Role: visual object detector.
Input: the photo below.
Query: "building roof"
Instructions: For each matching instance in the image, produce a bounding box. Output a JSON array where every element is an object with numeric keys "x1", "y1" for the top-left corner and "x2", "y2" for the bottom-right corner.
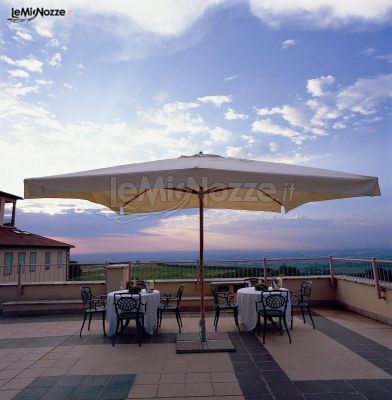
[
  {"x1": 0, "y1": 191, "x2": 23, "y2": 201},
  {"x1": 0, "y1": 226, "x2": 74, "y2": 248}
]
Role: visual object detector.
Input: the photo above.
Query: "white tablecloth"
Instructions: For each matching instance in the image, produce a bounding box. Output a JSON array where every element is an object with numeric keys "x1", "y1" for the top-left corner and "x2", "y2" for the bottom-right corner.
[
  {"x1": 106, "y1": 289, "x2": 161, "y2": 335},
  {"x1": 237, "y1": 287, "x2": 291, "y2": 332}
]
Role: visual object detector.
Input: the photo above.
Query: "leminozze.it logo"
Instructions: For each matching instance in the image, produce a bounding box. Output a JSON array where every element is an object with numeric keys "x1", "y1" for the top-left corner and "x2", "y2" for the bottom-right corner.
[{"x1": 8, "y1": 7, "x2": 71, "y2": 23}]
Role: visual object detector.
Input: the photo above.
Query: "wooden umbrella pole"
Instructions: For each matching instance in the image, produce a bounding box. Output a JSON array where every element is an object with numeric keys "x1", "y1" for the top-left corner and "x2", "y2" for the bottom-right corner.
[{"x1": 198, "y1": 191, "x2": 207, "y2": 343}]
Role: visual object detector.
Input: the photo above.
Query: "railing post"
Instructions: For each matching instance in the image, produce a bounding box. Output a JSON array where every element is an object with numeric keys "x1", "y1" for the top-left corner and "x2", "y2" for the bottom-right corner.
[
  {"x1": 329, "y1": 256, "x2": 336, "y2": 288},
  {"x1": 263, "y1": 257, "x2": 268, "y2": 286},
  {"x1": 17, "y1": 262, "x2": 22, "y2": 296},
  {"x1": 372, "y1": 257, "x2": 385, "y2": 299},
  {"x1": 128, "y1": 261, "x2": 132, "y2": 282},
  {"x1": 196, "y1": 259, "x2": 200, "y2": 293}
]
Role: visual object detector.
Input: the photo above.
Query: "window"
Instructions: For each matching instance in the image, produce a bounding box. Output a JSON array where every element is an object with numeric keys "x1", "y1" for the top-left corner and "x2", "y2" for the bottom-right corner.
[
  {"x1": 4, "y1": 253, "x2": 13, "y2": 275},
  {"x1": 57, "y1": 251, "x2": 63, "y2": 268},
  {"x1": 18, "y1": 252, "x2": 26, "y2": 273},
  {"x1": 44, "y1": 252, "x2": 51, "y2": 270},
  {"x1": 29, "y1": 252, "x2": 37, "y2": 272}
]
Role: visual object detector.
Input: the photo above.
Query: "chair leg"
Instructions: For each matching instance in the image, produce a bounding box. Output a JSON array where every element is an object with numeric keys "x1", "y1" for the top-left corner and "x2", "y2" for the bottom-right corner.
[
  {"x1": 307, "y1": 306, "x2": 315, "y2": 329},
  {"x1": 215, "y1": 309, "x2": 220, "y2": 332},
  {"x1": 88, "y1": 313, "x2": 92, "y2": 331},
  {"x1": 256, "y1": 314, "x2": 261, "y2": 335},
  {"x1": 175, "y1": 310, "x2": 181, "y2": 333},
  {"x1": 279, "y1": 317, "x2": 283, "y2": 336},
  {"x1": 159, "y1": 310, "x2": 163, "y2": 327},
  {"x1": 80, "y1": 312, "x2": 87, "y2": 337},
  {"x1": 283, "y1": 317, "x2": 292, "y2": 344},
  {"x1": 263, "y1": 317, "x2": 267, "y2": 344},
  {"x1": 234, "y1": 308, "x2": 239, "y2": 331},
  {"x1": 300, "y1": 306, "x2": 305, "y2": 324},
  {"x1": 290, "y1": 307, "x2": 294, "y2": 330},
  {"x1": 136, "y1": 318, "x2": 142, "y2": 346},
  {"x1": 102, "y1": 311, "x2": 106, "y2": 336},
  {"x1": 213, "y1": 310, "x2": 218, "y2": 328},
  {"x1": 112, "y1": 320, "x2": 119, "y2": 347},
  {"x1": 178, "y1": 310, "x2": 183, "y2": 327},
  {"x1": 155, "y1": 310, "x2": 158, "y2": 332}
]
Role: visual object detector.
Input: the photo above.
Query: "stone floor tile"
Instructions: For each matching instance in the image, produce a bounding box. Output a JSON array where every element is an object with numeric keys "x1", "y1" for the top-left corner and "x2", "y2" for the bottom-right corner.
[
  {"x1": 1, "y1": 377, "x2": 35, "y2": 391},
  {"x1": 212, "y1": 382, "x2": 243, "y2": 396},
  {"x1": 185, "y1": 373, "x2": 211, "y2": 383},
  {"x1": 134, "y1": 374, "x2": 161, "y2": 385},
  {"x1": 210, "y1": 372, "x2": 237, "y2": 383},
  {"x1": 160, "y1": 373, "x2": 186, "y2": 384},
  {"x1": 157, "y1": 383, "x2": 185, "y2": 398},
  {"x1": 184, "y1": 382, "x2": 213, "y2": 397},
  {"x1": 0, "y1": 390, "x2": 19, "y2": 400},
  {"x1": 128, "y1": 384, "x2": 159, "y2": 398}
]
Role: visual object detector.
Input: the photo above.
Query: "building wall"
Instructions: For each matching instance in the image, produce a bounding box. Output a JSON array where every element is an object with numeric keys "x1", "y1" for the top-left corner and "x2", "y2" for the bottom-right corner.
[
  {"x1": 0, "y1": 248, "x2": 69, "y2": 283},
  {"x1": 335, "y1": 278, "x2": 392, "y2": 325}
]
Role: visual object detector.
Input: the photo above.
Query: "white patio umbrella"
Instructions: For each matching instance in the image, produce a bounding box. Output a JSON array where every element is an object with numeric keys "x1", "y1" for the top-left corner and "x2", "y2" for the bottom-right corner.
[{"x1": 24, "y1": 152, "x2": 380, "y2": 342}]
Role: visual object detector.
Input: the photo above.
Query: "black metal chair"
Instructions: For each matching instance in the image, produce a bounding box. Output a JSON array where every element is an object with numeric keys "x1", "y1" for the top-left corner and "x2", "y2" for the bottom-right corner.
[
  {"x1": 80, "y1": 286, "x2": 106, "y2": 337},
  {"x1": 291, "y1": 281, "x2": 315, "y2": 329},
  {"x1": 244, "y1": 278, "x2": 258, "y2": 287},
  {"x1": 157, "y1": 285, "x2": 185, "y2": 333},
  {"x1": 210, "y1": 284, "x2": 239, "y2": 332},
  {"x1": 112, "y1": 293, "x2": 146, "y2": 346},
  {"x1": 256, "y1": 290, "x2": 291, "y2": 344}
]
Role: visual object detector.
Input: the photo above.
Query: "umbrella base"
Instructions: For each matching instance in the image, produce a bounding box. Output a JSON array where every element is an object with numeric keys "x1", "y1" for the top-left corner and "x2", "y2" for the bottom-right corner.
[{"x1": 176, "y1": 332, "x2": 235, "y2": 354}]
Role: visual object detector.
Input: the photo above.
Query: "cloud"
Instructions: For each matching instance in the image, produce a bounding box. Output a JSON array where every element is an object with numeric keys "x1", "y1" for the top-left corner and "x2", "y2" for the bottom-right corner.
[
  {"x1": 48, "y1": 52, "x2": 62, "y2": 67},
  {"x1": 209, "y1": 127, "x2": 233, "y2": 142},
  {"x1": 224, "y1": 108, "x2": 248, "y2": 120},
  {"x1": 252, "y1": 118, "x2": 306, "y2": 144},
  {"x1": 0, "y1": 55, "x2": 43, "y2": 73},
  {"x1": 253, "y1": 73, "x2": 391, "y2": 144},
  {"x1": 153, "y1": 91, "x2": 170, "y2": 102},
  {"x1": 307, "y1": 75, "x2": 335, "y2": 97},
  {"x1": 63, "y1": 83, "x2": 74, "y2": 89},
  {"x1": 336, "y1": 74, "x2": 392, "y2": 115},
  {"x1": 281, "y1": 39, "x2": 296, "y2": 49},
  {"x1": 5, "y1": 0, "x2": 224, "y2": 37},
  {"x1": 361, "y1": 47, "x2": 392, "y2": 64},
  {"x1": 224, "y1": 74, "x2": 239, "y2": 82},
  {"x1": 249, "y1": 0, "x2": 392, "y2": 28},
  {"x1": 375, "y1": 54, "x2": 392, "y2": 63},
  {"x1": 36, "y1": 79, "x2": 53, "y2": 85},
  {"x1": 14, "y1": 30, "x2": 33, "y2": 42},
  {"x1": 7, "y1": 69, "x2": 30, "y2": 79},
  {"x1": 197, "y1": 95, "x2": 232, "y2": 107},
  {"x1": 361, "y1": 47, "x2": 376, "y2": 56}
]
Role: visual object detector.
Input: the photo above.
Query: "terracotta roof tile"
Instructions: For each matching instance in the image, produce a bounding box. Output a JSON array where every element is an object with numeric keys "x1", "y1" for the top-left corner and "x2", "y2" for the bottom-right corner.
[{"x1": 0, "y1": 226, "x2": 73, "y2": 248}]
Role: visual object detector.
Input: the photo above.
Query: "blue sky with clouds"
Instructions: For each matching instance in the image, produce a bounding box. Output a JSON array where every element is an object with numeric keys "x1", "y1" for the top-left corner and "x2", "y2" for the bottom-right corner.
[{"x1": 1, "y1": 1, "x2": 391, "y2": 259}]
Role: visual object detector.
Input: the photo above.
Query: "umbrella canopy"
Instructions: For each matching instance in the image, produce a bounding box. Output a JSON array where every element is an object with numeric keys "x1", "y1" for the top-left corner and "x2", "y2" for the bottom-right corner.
[
  {"x1": 24, "y1": 153, "x2": 381, "y2": 341},
  {"x1": 25, "y1": 153, "x2": 380, "y2": 214}
]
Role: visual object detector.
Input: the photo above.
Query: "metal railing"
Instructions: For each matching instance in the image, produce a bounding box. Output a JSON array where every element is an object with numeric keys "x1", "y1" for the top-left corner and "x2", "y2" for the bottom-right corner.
[{"x1": 1, "y1": 256, "x2": 391, "y2": 291}]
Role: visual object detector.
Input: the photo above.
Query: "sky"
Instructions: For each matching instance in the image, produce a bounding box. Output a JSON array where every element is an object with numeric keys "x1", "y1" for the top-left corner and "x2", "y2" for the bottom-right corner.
[{"x1": 0, "y1": 0, "x2": 391, "y2": 260}]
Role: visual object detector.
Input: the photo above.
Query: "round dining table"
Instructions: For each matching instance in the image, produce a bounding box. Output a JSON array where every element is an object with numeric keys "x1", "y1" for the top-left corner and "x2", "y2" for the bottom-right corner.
[
  {"x1": 237, "y1": 287, "x2": 292, "y2": 332},
  {"x1": 106, "y1": 289, "x2": 161, "y2": 335}
]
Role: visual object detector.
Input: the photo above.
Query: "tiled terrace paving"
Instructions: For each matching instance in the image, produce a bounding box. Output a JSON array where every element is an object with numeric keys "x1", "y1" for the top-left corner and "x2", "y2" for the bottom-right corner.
[{"x1": 0, "y1": 309, "x2": 391, "y2": 400}]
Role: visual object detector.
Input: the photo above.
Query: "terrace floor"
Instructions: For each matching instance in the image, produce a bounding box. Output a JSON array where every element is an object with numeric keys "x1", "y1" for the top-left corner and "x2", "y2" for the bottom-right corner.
[{"x1": 0, "y1": 308, "x2": 391, "y2": 400}]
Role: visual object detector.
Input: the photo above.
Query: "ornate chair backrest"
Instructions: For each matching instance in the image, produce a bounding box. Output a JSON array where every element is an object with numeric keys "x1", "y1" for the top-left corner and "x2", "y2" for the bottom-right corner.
[
  {"x1": 210, "y1": 284, "x2": 220, "y2": 306},
  {"x1": 301, "y1": 281, "x2": 312, "y2": 299},
  {"x1": 244, "y1": 278, "x2": 258, "y2": 287},
  {"x1": 176, "y1": 285, "x2": 185, "y2": 307},
  {"x1": 210, "y1": 284, "x2": 232, "y2": 306},
  {"x1": 114, "y1": 293, "x2": 141, "y2": 318},
  {"x1": 81, "y1": 286, "x2": 93, "y2": 310},
  {"x1": 261, "y1": 290, "x2": 289, "y2": 313}
]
